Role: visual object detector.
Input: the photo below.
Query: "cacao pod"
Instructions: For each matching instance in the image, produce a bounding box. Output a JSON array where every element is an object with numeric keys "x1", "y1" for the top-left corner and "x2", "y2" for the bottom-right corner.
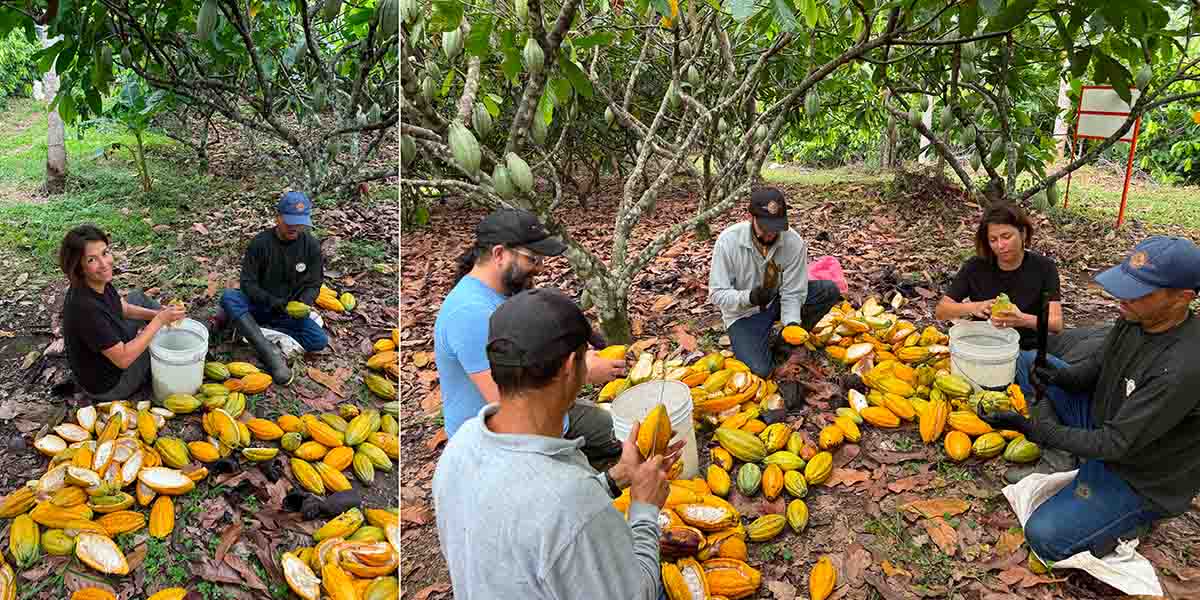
[
  {"x1": 295, "y1": 441, "x2": 330, "y2": 461},
  {"x1": 307, "y1": 420, "x2": 344, "y2": 448},
  {"x1": 505, "y1": 152, "x2": 534, "y2": 193},
  {"x1": 281, "y1": 432, "x2": 304, "y2": 453},
  {"x1": 804, "y1": 451, "x2": 832, "y2": 485},
  {"x1": 51, "y1": 486, "x2": 87, "y2": 508},
  {"x1": 810, "y1": 555, "x2": 837, "y2": 600},
  {"x1": 322, "y1": 0, "x2": 343, "y2": 21},
  {"x1": 1135, "y1": 63, "x2": 1152, "y2": 89},
  {"x1": 710, "y1": 447, "x2": 733, "y2": 472},
  {"x1": 75, "y1": 532, "x2": 129, "y2": 575},
  {"x1": 659, "y1": 526, "x2": 705, "y2": 560},
  {"x1": 356, "y1": 443, "x2": 392, "y2": 471},
  {"x1": 367, "y1": 431, "x2": 399, "y2": 459},
  {"x1": 920, "y1": 399, "x2": 949, "y2": 443},
  {"x1": 688, "y1": 65, "x2": 701, "y2": 89},
  {"x1": 861, "y1": 406, "x2": 900, "y2": 428},
  {"x1": 675, "y1": 498, "x2": 738, "y2": 532},
  {"x1": 286, "y1": 301, "x2": 311, "y2": 319},
  {"x1": 188, "y1": 441, "x2": 220, "y2": 463},
  {"x1": 786, "y1": 432, "x2": 804, "y2": 456},
  {"x1": 71, "y1": 590, "x2": 115, "y2": 600},
  {"x1": 365, "y1": 374, "x2": 397, "y2": 400},
  {"x1": 348, "y1": 526, "x2": 386, "y2": 543},
  {"x1": 818, "y1": 425, "x2": 844, "y2": 450},
  {"x1": 759, "y1": 423, "x2": 791, "y2": 453},
  {"x1": 226, "y1": 362, "x2": 260, "y2": 378},
  {"x1": 715, "y1": 428, "x2": 766, "y2": 463},
  {"x1": 442, "y1": 29, "x2": 463, "y2": 61},
  {"x1": 934, "y1": 374, "x2": 971, "y2": 398},
  {"x1": 943, "y1": 430, "x2": 972, "y2": 461},
  {"x1": 663, "y1": 558, "x2": 709, "y2": 600},
  {"x1": 89, "y1": 492, "x2": 134, "y2": 514},
  {"x1": 323, "y1": 446, "x2": 355, "y2": 471},
  {"x1": 784, "y1": 470, "x2": 808, "y2": 499},
  {"x1": 972, "y1": 432, "x2": 1005, "y2": 459},
  {"x1": 492, "y1": 165, "x2": 514, "y2": 199},
  {"x1": 948, "y1": 411, "x2": 993, "y2": 436},
  {"x1": 247, "y1": 418, "x2": 285, "y2": 441},
  {"x1": 196, "y1": 0, "x2": 219, "y2": 38},
  {"x1": 10, "y1": 513, "x2": 40, "y2": 567},
  {"x1": 0, "y1": 486, "x2": 36, "y2": 517},
  {"x1": 147, "y1": 590, "x2": 188, "y2": 600},
  {"x1": 149, "y1": 496, "x2": 174, "y2": 538},
  {"x1": 833, "y1": 417, "x2": 861, "y2": 443},
  {"x1": 378, "y1": 0, "x2": 400, "y2": 35},
  {"x1": 786, "y1": 499, "x2": 809, "y2": 534},
  {"x1": 448, "y1": 121, "x2": 481, "y2": 175},
  {"x1": 155, "y1": 438, "x2": 190, "y2": 469},
  {"x1": 761, "y1": 464, "x2": 783, "y2": 500},
  {"x1": 707, "y1": 465, "x2": 731, "y2": 497},
  {"x1": 138, "y1": 467, "x2": 196, "y2": 495},
  {"x1": 805, "y1": 91, "x2": 820, "y2": 117},
  {"x1": 522, "y1": 38, "x2": 544, "y2": 75},
  {"x1": 703, "y1": 558, "x2": 761, "y2": 600},
  {"x1": 162, "y1": 394, "x2": 200, "y2": 414},
  {"x1": 736, "y1": 463, "x2": 761, "y2": 496},
  {"x1": 746, "y1": 514, "x2": 785, "y2": 542},
  {"x1": 241, "y1": 372, "x2": 272, "y2": 395},
  {"x1": 97, "y1": 510, "x2": 145, "y2": 536},
  {"x1": 637, "y1": 404, "x2": 672, "y2": 459},
  {"x1": 322, "y1": 562, "x2": 357, "y2": 600},
  {"x1": 603, "y1": 107, "x2": 615, "y2": 128},
  {"x1": 42, "y1": 529, "x2": 75, "y2": 556},
  {"x1": 781, "y1": 325, "x2": 809, "y2": 345},
  {"x1": 314, "y1": 508, "x2": 364, "y2": 542},
  {"x1": 1003, "y1": 437, "x2": 1041, "y2": 463},
  {"x1": 315, "y1": 462, "x2": 352, "y2": 493},
  {"x1": 282, "y1": 551, "x2": 321, "y2": 600},
  {"x1": 883, "y1": 393, "x2": 916, "y2": 421},
  {"x1": 420, "y1": 76, "x2": 435, "y2": 103},
  {"x1": 241, "y1": 448, "x2": 279, "y2": 462},
  {"x1": 763, "y1": 451, "x2": 804, "y2": 472},
  {"x1": 352, "y1": 452, "x2": 375, "y2": 484},
  {"x1": 291, "y1": 459, "x2": 325, "y2": 495}
]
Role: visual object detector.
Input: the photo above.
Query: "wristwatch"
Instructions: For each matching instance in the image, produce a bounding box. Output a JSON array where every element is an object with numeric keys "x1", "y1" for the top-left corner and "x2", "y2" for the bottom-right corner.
[{"x1": 603, "y1": 471, "x2": 622, "y2": 498}]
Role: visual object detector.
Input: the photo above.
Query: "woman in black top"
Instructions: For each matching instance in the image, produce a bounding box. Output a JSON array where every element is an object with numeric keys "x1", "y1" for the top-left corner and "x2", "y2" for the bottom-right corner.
[
  {"x1": 59, "y1": 225, "x2": 186, "y2": 402},
  {"x1": 934, "y1": 204, "x2": 1064, "y2": 350}
]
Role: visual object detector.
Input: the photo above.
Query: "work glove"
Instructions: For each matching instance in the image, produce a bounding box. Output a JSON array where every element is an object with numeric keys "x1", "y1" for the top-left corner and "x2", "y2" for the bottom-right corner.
[
  {"x1": 1029, "y1": 363, "x2": 1062, "y2": 398},
  {"x1": 980, "y1": 410, "x2": 1035, "y2": 438},
  {"x1": 749, "y1": 285, "x2": 777, "y2": 309}
]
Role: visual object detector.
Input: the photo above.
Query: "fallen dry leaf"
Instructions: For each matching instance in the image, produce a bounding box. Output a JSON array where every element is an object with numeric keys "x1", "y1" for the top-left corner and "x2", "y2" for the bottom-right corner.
[
  {"x1": 766, "y1": 580, "x2": 797, "y2": 600},
  {"x1": 413, "y1": 582, "x2": 451, "y2": 600},
  {"x1": 125, "y1": 542, "x2": 148, "y2": 573},
  {"x1": 901, "y1": 497, "x2": 970, "y2": 520},
  {"x1": 307, "y1": 367, "x2": 351, "y2": 398},
  {"x1": 421, "y1": 387, "x2": 443, "y2": 416},
  {"x1": 887, "y1": 472, "x2": 935, "y2": 494},
  {"x1": 205, "y1": 272, "x2": 220, "y2": 298},
  {"x1": 996, "y1": 564, "x2": 1066, "y2": 588},
  {"x1": 651, "y1": 294, "x2": 677, "y2": 313},
  {"x1": 192, "y1": 222, "x2": 209, "y2": 235},
  {"x1": 981, "y1": 547, "x2": 1028, "y2": 572},
  {"x1": 923, "y1": 517, "x2": 958, "y2": 556},
  {"x1": 870, "y1": 449, "x2": 927, "y2": 464},
  {"x1": 425, "y1": 428, "x2": 448, "y2": 451},
  {"x1": 215, "y1": 522, "x2": 243, "y2": 563},
  {"x1": 824, "y1": 468, "x2": 871, "y2": 489},
  {"x1": 831, "y1": 444, "x2": 860, "y2": 469},
  {"x1": 197, "y1": 557, "x2": 244, "y2": 586},
  {"x1": 401, "y1": 503, "x2": 434, "y2": 525},
  {"x1": 864, "y1": 572, "x2": 909, "y2": 600},
  {"x1": 19, "y1": 556, "x2": 66, "y2": 581},
  {"x1": 995, "y1": 529, "x2": 1025, "y2": 557},
  {"x1": 843, "y1": 543, "x2": 871, "y2": 582},
  {"x1": 225, "y1": 553, "x2": 269, "y2": 592},
  {"x1": 629, "y1": 337, "x2": 660, "y2": 357},
  {"x1": 671, "y1": 324, "x2": 698, "y2": 353},
  {"x1": 880, "y1": 560, "x2": 911, "y2": 578},
  {"x1": 412, "y1": 351, "x2": 432, "y2": 368}
]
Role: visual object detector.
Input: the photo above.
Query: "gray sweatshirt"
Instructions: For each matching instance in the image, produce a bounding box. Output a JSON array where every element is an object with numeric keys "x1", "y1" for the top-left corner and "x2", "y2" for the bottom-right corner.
[
  {"x1": 708, "y1": 221, "x2": 810, "y2": 329},
  {"x1": 433, "y1": 404, "x2": 662, "y2": 599}
]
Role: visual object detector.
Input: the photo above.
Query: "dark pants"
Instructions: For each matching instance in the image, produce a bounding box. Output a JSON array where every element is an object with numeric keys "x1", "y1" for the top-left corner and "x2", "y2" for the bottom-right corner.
[
  {"x1": 726, "y1": 280, "x2": 842, "y2": 377},
  {"x1": 1044, "y1": 324, "x2": 1111, "y2": 366},
  {"x1": 1014, "y1": 351, "x2": 1161, "y2": 561},
  {"x1": 219, "y1": 289, "x2": 328, "y2": 352},
  {"x1": 89, "y1": 290, "x2": 160, "y2": 402},
  {"x1": 566, "y1": 402, "x2": 621, "y2": 460}
]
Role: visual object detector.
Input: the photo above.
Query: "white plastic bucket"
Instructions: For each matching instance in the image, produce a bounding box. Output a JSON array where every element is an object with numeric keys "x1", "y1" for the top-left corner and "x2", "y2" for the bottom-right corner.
[
  {"x1": 149, "y1": 318, "x2": 208, "y2": 401},
  {"x1": 609, "y1": 380, "x2": 699, "y2": 479},
  {"x1": 948, "y1": 321, "x2": 1020, "y2": 392}
]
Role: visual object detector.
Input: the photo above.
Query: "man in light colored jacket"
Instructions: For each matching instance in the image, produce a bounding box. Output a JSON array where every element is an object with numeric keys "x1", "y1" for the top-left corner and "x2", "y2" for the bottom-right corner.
[
  {"x1": 434, "y1": 288, "x2": 679, "y2": 599},
  {"x1": 709, "y1": 187, "x2": 841, "y2": 377}
]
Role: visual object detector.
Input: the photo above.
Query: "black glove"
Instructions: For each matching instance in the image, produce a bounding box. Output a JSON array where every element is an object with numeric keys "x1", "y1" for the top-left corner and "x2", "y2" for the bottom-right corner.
[
  {"x1": 1030, "y1": 363, "x2": 1061, "y2": 389},
  {"x1": 749, "y1": 286, "x2": 777, "y2": 308},
  {"x1": 980, "y1": 410, "x2": 1034, "y2": 436}
]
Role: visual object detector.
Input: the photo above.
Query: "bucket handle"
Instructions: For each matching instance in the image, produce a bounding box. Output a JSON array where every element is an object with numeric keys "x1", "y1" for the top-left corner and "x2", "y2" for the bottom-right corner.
[{"x1": 949, "y1": 355, "x2": 1010, "y2": 393}]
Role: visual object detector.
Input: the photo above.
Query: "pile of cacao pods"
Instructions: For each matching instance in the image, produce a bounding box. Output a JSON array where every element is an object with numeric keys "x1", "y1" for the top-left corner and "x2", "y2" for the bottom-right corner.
[
  {"x1": 362, "y1": 328, "x2": 400, "y2": 400},
  {"x1": 799, "y1": 298, "x2": 1041, "y2": 465},
  {"x1": 315, "y1": 283, "x2": 357, "y2": 313},
  {"x1": 280, "y1": 506, "x2": 399, "y2": 600}
]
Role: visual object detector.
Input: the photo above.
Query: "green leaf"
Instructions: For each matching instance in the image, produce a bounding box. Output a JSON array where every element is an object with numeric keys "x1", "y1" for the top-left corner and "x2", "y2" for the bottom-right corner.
[
  {"x1": 959, "y1": 0, "x2": 978, "y2": 38},
  {"x1": 482, "y1": 95, "x2": 501, "y2": 117},
  {"x1": 557, "y1": 56, "x2": 594, "y2": 98},
  {"x1": 794, "y1": 0, "x2": 812, "y2": 29},
  {"x1": 500, "y1": 30, "x2": 522, "y2": 82},
  {"x1": 1070, "y1": 47, "x2": 1092, "y2": 79},
  {"x1": 650, "y1": 0, "x2": 671, "y2": 17},
  {"x1": 431, "y1": 0, "x2": 465, "y2": 32},
  {"x1": 574, "y1": 31, "x2": 615, "y2": 49},
  {"x1": 730, "y1": 0, "x2": 757, "y2": 21},
  {"x1": 465, "y1": 16, "x2": 493, "y2": 56},
  {"x1": 977, "y1": 0, "x2": 999, "y2": 17},
  {"x1": 1095, "y1": 53, "x2": 1133, "y2": 105},
  {"x1": 439, "y1": 67, "x2": 457, "y2": 98},
  {"x1": 537, "y1": 89, "x2": 554, "y2": 126},
  {"x1": 986, "y1": 0, "x2": 1035, "y2": 32}
]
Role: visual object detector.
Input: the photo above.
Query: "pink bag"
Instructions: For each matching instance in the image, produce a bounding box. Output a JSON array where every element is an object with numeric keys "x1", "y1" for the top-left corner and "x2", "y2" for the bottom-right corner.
[{"x1": 807, "y1": 256, "x2": 848, "y2": 294}]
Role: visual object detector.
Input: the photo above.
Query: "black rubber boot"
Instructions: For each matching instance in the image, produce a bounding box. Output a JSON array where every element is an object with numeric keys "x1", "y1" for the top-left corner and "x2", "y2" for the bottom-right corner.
[
  {"x1": 231, "y1": 313, "x2": 291, "y2": 385},
  {"x1": 206, "y1": 307, "x2": 228, "y2": 343}
]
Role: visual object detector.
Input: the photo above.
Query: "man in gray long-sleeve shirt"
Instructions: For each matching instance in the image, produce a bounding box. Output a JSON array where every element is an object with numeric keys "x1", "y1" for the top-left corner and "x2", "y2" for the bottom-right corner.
[
  {"x1": 709, "y1": 187, "x2": 841, "y2": 377},
  {"x1": 433, "y1": 288, "x2": 677, "y2": 599}
]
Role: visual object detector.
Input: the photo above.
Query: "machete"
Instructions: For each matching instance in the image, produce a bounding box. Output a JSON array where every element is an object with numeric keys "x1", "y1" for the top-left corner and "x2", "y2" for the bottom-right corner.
[{"x1": 1033, "y1": 290, "x2": 1051, "y2": 403}]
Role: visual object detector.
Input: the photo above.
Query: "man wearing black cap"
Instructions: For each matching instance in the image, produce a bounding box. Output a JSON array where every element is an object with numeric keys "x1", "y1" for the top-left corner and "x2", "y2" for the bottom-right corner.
[
  {"x1": 211, "y1": 191, "x2": 329, "y2": 384},
  {"x1": 434, "y1": 208, "x2": 626, "y2": 458},
  {"x1": 709, "y1": 187, "x2": 842, "y2": 377},
  {"x1": 433, "y1": 288, "x2": 677, "y2": 599},
  {"x1": 982, "y1": 236, "x2": 1200, "y2": 564}
]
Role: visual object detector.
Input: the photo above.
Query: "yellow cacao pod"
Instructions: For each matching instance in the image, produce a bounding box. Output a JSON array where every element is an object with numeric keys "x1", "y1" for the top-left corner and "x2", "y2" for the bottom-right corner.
[
  {"x1": 89, "y1": 492, "x2": 134, "y2": 514},
  {"x1": 315, "y1": 462, "x2": 352, "y2": 493},
  {"x1": 943, "y1": 430, "x2": 972, "y2": 461},
  {"x1": 323, "y1": 446, "x2": 355, "y2": 471},
  {"x1": 759, "y1": 423, "x2": 791, "y2": 453},
  {"x1": 204, "y1": 361, "x2": 231, "y2": 380},
  {"x1": 804, "y1": 451, "x2": 833, "y2": 485},
  {"x1": 149, "y1": 496, "x2": 174, "y2": 538},
  {"x1": 71, "y1": 589, "x2": 116, "y2": 600},
  {"x1": 710, "y1": 447, "x2": 733, "y2": 471},
  {"x1": 781, "y1": 325, "x2": 809, "y2": 345},
  {"x1": 860, "y1": 406, "x2": 900, "y2": 428},
  {"x1": 698, "y1": 528, "x2": 748, "y2": 562},
  {"x1": 637, "y1": 403, "x2": 672, "y2": 459},
  {"x1": 147, "y1": 590, "x2": 189, "y2": 600},
  {"x1": 187, "y1": 441, "x2": 220, "y2": 463},
  {"x1": 246, "y1": 418, "x2": 285, "y2": 441},
  {"x1": 364, "y1": 373, "x2": 397, "y2": 400},
  {"x1": 948, "y1": 410, "x2": 993, "y2": 437},
  {"x1": 226, "y1": 362, "x2": 260, "y2": 378},
  {"x1": 97, "y1": 510, "x2": 145, "y2": 536},
  {"x1": 365, "y1": 351, "x2": 397, "y2": 371},
  {"x1": 786, "y1": 431, "x2": 804, "y2": 455},
  {"x1": 367, "y1": 432, "x2": 398, "y2": 459},
  {"x1": 363, "y1": 577, "x2": 399, "y2": 600},
  {"x1": 818, "y1": 425, "x2": 844, "y2": 450},
  {"x1": 137, "y1": 410, "x2": 158, "y2": 445},
  {"x1": 675, "y1": 498, "x2": 739, "y2": 532},
  {"x1": 810, "y1": 555, "x2": 837, "y2": 600},
  {"x1": 162, "y1": 394, "x2": 201, "y2": 414},
  {"x1": 702, "y1": 558, "x2": 761, "y2": 600},
  {"x1": 241, "y1": 447, "x2": 280, "y2": 462},
  {"x1": 763, "y1": 451, "x2": 805, "y2": 472},
  {"x1": 307, "y1": 420, "x2": 345, "y2": 448},
  {"x1": 1004, "y1": 437, "x2": 1042, "y2": 463},
  {"x1": 42, "y1": 528, "x2": 75, "y2": 556},
  {"x1": 313, "y1": 508, "x2": 364, "y2": 542},
  {"x1": 883, "y1": 393, "x2": 917, "y2": 421},
  {"x1": 876, "y1": 376, "x2": 915, "y2": 397},
  {"x1": 714, "y1": 428, "x2": 766, "y2": 463},
  {"x1": 241, "y1": 373, "x2": 272, "y2": 395},
  {"x1": 352, "y1": 452, "x2": 375, "y2": 485},
  {"x1": 155, "y1": 438, "x2": 190, "y2": 469},
  {"x1": 356, "y1": 443, "x2": 392, "y2": 471},
  {"x1": 291, "y1": 459, "x2": 325, "y2": 495},
  {"x1": 784, "y1": 470, "x2": 808, "y2": 499},
  {"x1": 786, "y1": 498, "x2": 809, "y2": 532},
  {"x1": 10, "y1": 513, "x2": 40, "y2": 567},
  {"x1": 75, "y1": 532, "x2": 129, "y2": 575},
  {"x1": 741, "y1": 419, "x2": 767, "y2": 435},
  {"x1": 920, "y1": 399, "x2": 949, "y2": 443},
  {"x1": 897, "y1": 346, "x2": 931, "y2": 363},
  {"x1": 0, "y1": 486, "x2": 36, "y2": 517},
  {"x1": 277, "y1": 414, "x2": 304, "y2": 433},
  {"x1": 295, "y1": 441, "x2": 329, "y2": 461},
  {"x1": 344, "y1": 413, "x2": 374, "y2": 446},
  {"x1": 321, "y1": 562, "x2": 356, "y2": 600},
  {"x1": 663, "y1": 558, "x2": 709, "y2": 600},
  {"x1": 761, "y1": 464, "x2": 784, "y2": 500},
  {"x1": 972, "y1": 432, "x2": 1006, "y2": 458},
  {"x1": 706, "y1": 465, "x2": 731, "y2": 497},
  {"x1": 315, "y1": 294, "x2": 346, "y2": 312},
  {"x1": 223, "y1": 393, "x2": 247, "y2": 418},
  {"x1": 348, "y1": 526, "x2": 386, "y2": 543},
  {"x1": 833, "y1": 416, "x2": 861, "y2": 443},
  {"x1": 746, "y1": 514, "x2": 785, "y2": 542},
  {"x1": 934, "y1": 374, "x2": 972, "y2": 398}
]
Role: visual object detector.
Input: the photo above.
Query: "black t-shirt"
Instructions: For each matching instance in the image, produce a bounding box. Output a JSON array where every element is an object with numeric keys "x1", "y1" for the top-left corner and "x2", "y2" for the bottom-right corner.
[
  {"x1": 944, "y1": 251, "x2": 1061, "y2": 349},
  {"x1": 62, "y1": 284, "x2": 133, "y2": 395}
]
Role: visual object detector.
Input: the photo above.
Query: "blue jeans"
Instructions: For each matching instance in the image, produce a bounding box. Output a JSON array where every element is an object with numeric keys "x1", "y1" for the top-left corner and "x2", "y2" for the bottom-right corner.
[
  {"x1": 1013, "y1": 351, "x2": 1161, "y2": 561},
  {"x1": 726, "y1": 280, "x2": 842, "y2": 377},
  {"x1": 219, "y1": 289, "x2": 328, "y2": 352}
]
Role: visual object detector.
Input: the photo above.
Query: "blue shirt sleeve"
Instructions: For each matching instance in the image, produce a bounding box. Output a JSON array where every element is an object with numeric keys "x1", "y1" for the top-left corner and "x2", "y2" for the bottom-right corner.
[{"x1": 444, "y1": 305, "x2": 493, "y2": 375}]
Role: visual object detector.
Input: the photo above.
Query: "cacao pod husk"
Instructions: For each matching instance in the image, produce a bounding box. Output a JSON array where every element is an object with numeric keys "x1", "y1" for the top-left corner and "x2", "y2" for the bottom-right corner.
[
  {"x1": 10, "y1": 513, "x2": 40, "y2": 567},
  {"x1": 703, "y1": 558, "x2": 761, "y2": 600},
  {"x1": 75, "y1": 532, "x2": 128, "y2": 575},
  {"x1": 810, "y1": 555, "x2": 837, "y2": 600}
]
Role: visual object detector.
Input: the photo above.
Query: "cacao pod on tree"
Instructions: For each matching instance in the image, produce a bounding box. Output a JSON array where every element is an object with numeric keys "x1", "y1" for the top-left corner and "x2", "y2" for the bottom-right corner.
[
  {"x1": 523, "y1": 38, "x2": 544, "y2": 75},
  {"x1": 322, "y1": 0, "x2": 344, "y2": 21},
  {"x1": 196, "y1": 0, "x2": 219, "y2": 39},
  {"x1": 472, "y1": 103, "x2": 493, "y2": 139},
  {"x1": 448, "y1": 122, "x2": 482, "y2": 175},
  {"x1": 442, "y1": 29, "x2": 463, "y2": 60},
  {"x1": 506, "y1": 152, "x2": 534, "y2": 192}
]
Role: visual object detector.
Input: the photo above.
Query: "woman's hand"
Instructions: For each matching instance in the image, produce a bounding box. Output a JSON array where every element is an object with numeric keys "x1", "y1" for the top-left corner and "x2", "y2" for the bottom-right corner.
[
  {"x1": 990, "y1": 304, "x2": 1032, "y2": 329},
  {"x1": 968, "y1": 299, "x2": 995, "y2": 320},
  {"x1": 153, "y1": 303, "x2": 187, "y2": 327}
]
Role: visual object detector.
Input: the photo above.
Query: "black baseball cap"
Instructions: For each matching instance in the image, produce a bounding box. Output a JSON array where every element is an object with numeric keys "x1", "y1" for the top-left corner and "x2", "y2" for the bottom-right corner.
[
  {"x1": 476, "y1": 208, "x2": 566, "y2": 256},
  {"x1": 749, "y1": 188, "x2": 789, "y2": 233},
  {"x1": 487, "y1": 288, "x2": 593, "y2": 367}
]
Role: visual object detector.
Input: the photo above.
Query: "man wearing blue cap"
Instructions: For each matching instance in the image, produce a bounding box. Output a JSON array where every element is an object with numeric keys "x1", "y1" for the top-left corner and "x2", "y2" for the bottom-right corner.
[
  {"x1": 211, "y1": 191, "x2": 328, "y2": 383},
  {"x1": 982, "y1": 236, "x2": 1200, "y2": 564}
]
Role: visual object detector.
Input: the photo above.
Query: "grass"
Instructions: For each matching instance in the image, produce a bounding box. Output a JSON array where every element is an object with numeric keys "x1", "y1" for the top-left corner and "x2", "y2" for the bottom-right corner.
[
  {"x1": 1053, "y1": 167, "x2": 1200, "y2": 229},
  {"x1": 761, "y1": 164, "x2": 893, "y2": 187},
  {"x1": 864, "y1": 513, "x2": 956, "y2": 585}
]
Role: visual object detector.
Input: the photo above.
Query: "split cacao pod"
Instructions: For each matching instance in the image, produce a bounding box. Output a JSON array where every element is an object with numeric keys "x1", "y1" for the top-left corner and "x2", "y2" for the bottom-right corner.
[
  {"x1": 75, "y1": 532, "x2": 129, "y2": 575},
  {"x1": 943, "y1": 431, "x2": 972, "y2": 462},
  {"x1": 746, "y1": 514, "x2": 785, "y2": 542},
  {"x1": 659, "y1": 525, "x2": 706, "y2": 560},
  {"x1": 703, "y1": 558, "x2": 761, "y2": 600},
  {"x1": 675, "y1": 498, "x2": 738, "y2": 532},
  {"x1": 810, "y1": 555, "x2": 837, "y2": 600},
  {"x1": 699, "y1": 528, "x2": 748, "y2": 561},
  {"x1": 281, "y1": 552, "x2": 321, "y2": 600},
  {"x1": 804, "y1": 451, "x2": 832, "y2": 485},
  {"x1": 138, "y1": 467, "x2": 195, "y2": 495},
  {"x1": 781, "y1": 325, "x2": 809, "y2": 345},
  {"x1": 663, "y1": 558, "x2": 709, "y2": 600}
]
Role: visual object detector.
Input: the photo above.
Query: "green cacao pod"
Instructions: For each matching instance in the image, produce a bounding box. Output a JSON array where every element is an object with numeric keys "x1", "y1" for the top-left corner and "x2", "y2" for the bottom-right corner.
[
  {"x1": 401, "y1": 135, "x2": 417, "y2": 166},
  {"x1": 754, "y1": 124, "x2": 767, "y2": 142},
  {"x1": 1135, "y1": 64, "x2": 1152, "y2": 90},
  {"x1": 919, "y1": 95, "x2": 930, "y2": 112},
  {"x1": 604, "y1": 107, "x2": 615, "y2": 128},
  {"x1": 442, "y1": 29, "x2": 463, "y2": 61},
  {"x1": 514, "y1": 0, "x2": 528, "y2": 23},
  {"x1": 714, "y1": 427, "x2": 767, "y2": 463},
  {"x1": 492, "y1": 165, "x2": 514, "y2": 199},
  {"x1": 286, "y1": 301, "x2": 311, "y2": 319},
  {"x1": 1003, "y1": 437, "x2": 1041, "y2": 463},
  {"x1": 322, "y1": 0, "x2": 343, "y2": 21},
  {"x1": 736, "y1": 463, "x2": 762, "y2": 496},
  {"x1": 530, "y1": 113, "x2": 548, "y2": 145},
  {"x1": 1047, "y1": 180, "x2": 1059, "y2": 207},
  {"x1": 380, "y1": 414, "x2": 398, "y2": 435},
  {"x1": 200, "y1": 383, "x2": 228, "y2": 398},
  {"x1": 352, "y1": 452, "x2": 375, "y2": 485},
  {"x1": 763, "y1": 451, "x2": 805, "y2": 472},
  {"x1": 448, "y1": 122, "x2": 481, "y2": 175},
  {"x1": 688, "y1": 65, "x2": 701, "y2": 89},
  {"x1": 280, "y1": 432, "x2": 303, "y2": 453},
  {"x1": 421, "y1": 76, "x2": 436, "y2": 104},
  {"x1": 155, "y1": 438, "x2": 191, "y2": 469},
  {"x1": 472, "y1": 103, "x2": 493, "y2": 139},
  {"x1": 961, "y1": 61, "x2": 977, "y2": 80},
  {"x1": 972, "y1": 432, "x2": 1006, "y2": 459},
  {"x1": 196, "y1": 0, "x2": 219, "y2": 39},
  {"x1": 522, "y1": 38, "x2": 544, "y2": 76},
  {"x1": 120, "y1": 47, "x2": 132, "y2": 66},
  {"x1": 378, "y1": 0, "x2": 399, "y2": 36},
  {"x1": 940, "y1": 106, "x2": 954, "y2": 130},
  {"x1": 669, "y1": 83, "x2": 681, "y2": 109},
  {"x1": 970, "y1": 152, "x2": 981, "y2": 171},
  {"x1": 356, "y1": 443, "x2": 393, "y2": 471},
  {"x1": 42, "y1": 529, "x2": 75, "y2": 556},
  {"x1": 908, "y1": 106, "x2": 922, "y2": 128},
  {"x1": 717, "y1": 117, "x2": 728, "y2": 133},
  {"x1": 805, "y1": 91, "x2": 820, "y2": 117},
  {"x1": 505, "y1": 152, "x2": 534, "y2": 193}
]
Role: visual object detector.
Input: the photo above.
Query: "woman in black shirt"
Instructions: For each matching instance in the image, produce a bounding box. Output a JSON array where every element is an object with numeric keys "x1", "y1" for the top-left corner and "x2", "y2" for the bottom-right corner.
[{"x1": 59, "y1": 225, "x2": 186, "y2": 402}]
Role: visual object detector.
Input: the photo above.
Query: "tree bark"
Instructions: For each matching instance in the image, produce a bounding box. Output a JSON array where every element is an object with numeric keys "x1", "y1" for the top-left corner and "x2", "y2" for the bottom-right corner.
[{"x1": 40, "y1": 26, "x2": 67, "y2": 195}]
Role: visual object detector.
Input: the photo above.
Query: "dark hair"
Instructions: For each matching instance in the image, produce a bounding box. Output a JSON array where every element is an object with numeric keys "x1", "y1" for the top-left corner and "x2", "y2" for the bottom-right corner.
[
  {"x1": 453, "y1": 244, "x2": 489, "y2": 285},
  {"x1": 489, "y1": 340, "x2": 586, "y2": 396},
  {"x1": 58, "y1": 224, "x2": 110, "y2": 288},
  {"x1": 975, "y1": 203, "x2": 1034, "y2": 261}
]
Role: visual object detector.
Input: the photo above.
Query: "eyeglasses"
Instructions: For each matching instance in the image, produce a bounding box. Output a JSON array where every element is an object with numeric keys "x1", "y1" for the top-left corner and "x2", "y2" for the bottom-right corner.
[{"x1": 509, "y1": 247, "x2": 544, "y2": 266}]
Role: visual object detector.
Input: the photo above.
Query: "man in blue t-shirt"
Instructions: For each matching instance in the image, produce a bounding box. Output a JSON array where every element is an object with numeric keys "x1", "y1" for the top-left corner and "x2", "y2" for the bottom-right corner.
[{"x1": 434, "y1": 209, "x2": 627, "y2": 459}]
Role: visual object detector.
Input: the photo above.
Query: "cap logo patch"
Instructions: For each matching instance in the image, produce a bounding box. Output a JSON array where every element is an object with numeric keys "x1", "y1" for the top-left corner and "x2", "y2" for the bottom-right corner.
[
  {"x1": 1129, "y1": 251, "x2": 1149, "y2": 269},
  {"x1": 295, "y1": 202, "x2": 304, "y2": 210},
  {"x1": 767, "y1": 200, "x2": 779, "y2": 215}
]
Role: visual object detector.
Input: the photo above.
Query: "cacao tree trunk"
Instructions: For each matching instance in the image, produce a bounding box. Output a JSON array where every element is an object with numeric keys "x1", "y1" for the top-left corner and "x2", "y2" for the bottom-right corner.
[
  {"x1": 1053, "y1": 60, "x2": 1072, "y2": 160},
  {"x1": 40, "y1": 26, "x2": 66, "y2": 195},
  {"x1": 593, "y1": 285, "x2": 633, "y2": 345}
]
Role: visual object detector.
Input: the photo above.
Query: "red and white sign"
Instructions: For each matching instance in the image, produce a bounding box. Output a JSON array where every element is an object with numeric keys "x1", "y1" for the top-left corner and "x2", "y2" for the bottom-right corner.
[{"x1": 1064, "y1": 86, "x2": 1142, "y2": 228}]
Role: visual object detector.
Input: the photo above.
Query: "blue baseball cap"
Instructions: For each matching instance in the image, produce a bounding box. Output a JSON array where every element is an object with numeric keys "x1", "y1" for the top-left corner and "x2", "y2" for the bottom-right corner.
[
  {"x1": 1095, "y1": 236, "x2": 1200, "y2": 300},
  {"x1": 277, "y1": 191, "x2": 313, "y2": 226}
]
